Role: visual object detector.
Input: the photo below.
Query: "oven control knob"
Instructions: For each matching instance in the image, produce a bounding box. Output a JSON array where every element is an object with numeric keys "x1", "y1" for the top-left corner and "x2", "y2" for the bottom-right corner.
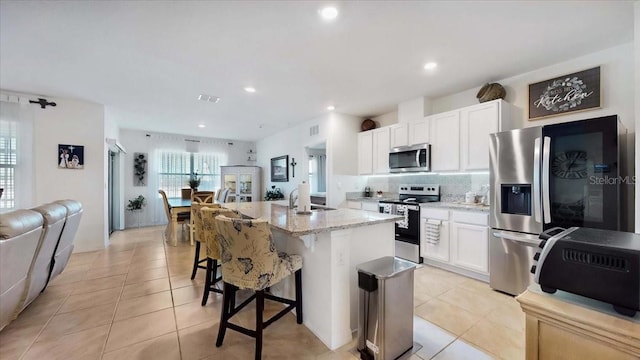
[
  {"x1": 533, "y1": 252, "x2": 541, "y2": 261},
  {"x1": 530, "y1": 265, "x2": 537, "y2": 274}
]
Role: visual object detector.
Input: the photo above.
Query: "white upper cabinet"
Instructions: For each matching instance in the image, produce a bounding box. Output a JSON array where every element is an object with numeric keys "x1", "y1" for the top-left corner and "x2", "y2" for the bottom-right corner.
[
  {"x1": 372, "y1": 127, "x2": 390, "y2": 174},
  {"x1": 389, "y1": 124, "x2": 409, "y2": 148},
  {"x1": 409, "y1": 118, "x2": 430, "y2": 145},
  {"x1": 460, "y1": 99, "x2": 510, "y2": 171},
  {"x1": 358, "y1": 127, "x2": 390, "y2": 175},
  {"x1": 357, "y1": 131, "x2": 373, "y2": 175},
  {"x1": 430, "y1": 111, "x2": 460, "y2": 172}
]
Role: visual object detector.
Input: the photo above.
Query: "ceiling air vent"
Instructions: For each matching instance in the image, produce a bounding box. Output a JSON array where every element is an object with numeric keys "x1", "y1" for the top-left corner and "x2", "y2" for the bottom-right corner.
[
  {"x1": 563, "y1": 248, "x2": 628, "y2": 272},
  {"x1": 309, "y1": 125, "x2": 319, "y2": 137}
]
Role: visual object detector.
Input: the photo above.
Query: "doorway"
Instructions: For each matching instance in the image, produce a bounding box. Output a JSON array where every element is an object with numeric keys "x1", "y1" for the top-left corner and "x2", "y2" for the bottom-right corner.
[
  {"x1": 108, "y1": 150, "x2": 122, "y2": 234},
  {"x1": 307, "y1": 142, "x2": 327, "y2": 204}
]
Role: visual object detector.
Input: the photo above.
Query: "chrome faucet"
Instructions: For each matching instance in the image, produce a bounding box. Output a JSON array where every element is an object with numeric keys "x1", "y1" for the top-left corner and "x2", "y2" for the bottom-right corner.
[{"x1": 289, "y1": 188, "x2": 298, "y2": 209}]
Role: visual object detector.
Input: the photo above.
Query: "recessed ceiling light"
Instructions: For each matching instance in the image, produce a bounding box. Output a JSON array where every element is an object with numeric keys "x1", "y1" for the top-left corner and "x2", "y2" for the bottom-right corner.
[
  {"x1": 327, "y1": 105, "x2": 335, "y2": 111},
  {"x1": 197, "y1": 94, "x2": 220, "y2": 103},
  {"x1": 423, "y1": 62, "x2": 438, "y2": 70},
  {"x1": 244, "y1": 87, "x2": 256, "y2": 93},
  {"x1": 198, "y1": 124, "x2": 206, "y2": 128},
  {"x1": 319, "y1": 6, "x2": 338, "y2": 20}
]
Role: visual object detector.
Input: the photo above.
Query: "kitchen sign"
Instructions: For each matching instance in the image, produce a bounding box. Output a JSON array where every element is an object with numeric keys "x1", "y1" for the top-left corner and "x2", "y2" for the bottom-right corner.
[{"x1": 528, "y1": 66, "x2": 600, "y2": 120}]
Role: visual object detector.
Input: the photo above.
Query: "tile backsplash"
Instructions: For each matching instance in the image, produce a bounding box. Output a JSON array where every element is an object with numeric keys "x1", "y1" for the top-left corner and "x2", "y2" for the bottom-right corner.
[{"x1": 365, "y1": 173, "x2": 490, "y2": 202}]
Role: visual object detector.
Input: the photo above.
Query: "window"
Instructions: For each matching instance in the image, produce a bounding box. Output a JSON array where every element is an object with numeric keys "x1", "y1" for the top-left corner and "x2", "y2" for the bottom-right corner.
[
  {"x1": 158, "y1": 150, "x2": 223, "y2": 197},
  {"x1": 0, "y1": 119, "x2": 16, "y2": 210}
]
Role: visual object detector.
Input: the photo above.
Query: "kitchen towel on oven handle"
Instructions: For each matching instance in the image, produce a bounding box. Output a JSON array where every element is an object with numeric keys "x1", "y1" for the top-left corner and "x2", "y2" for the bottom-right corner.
[
  {"x1": 396, "y1": 204, "x2": 409, "y2": 229},
  {"x1": 424, "y1": 218, "x2": 441, "y2": 245}
]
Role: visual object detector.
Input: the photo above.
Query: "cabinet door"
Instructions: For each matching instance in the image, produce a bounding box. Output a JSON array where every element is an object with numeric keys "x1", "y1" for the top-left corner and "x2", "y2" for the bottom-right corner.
[
  {"x1": 373, "y1": 127, "x2": 390, "y2": 174},
  {"x1": 346, "y1": 201, "x2": 362, "y2": 210},
  {"x1": 430, "y1": 112, "x2": 460, "y2": 171},
  {"x1": 361, "y1": 201, "x2": 379, "y2": 212},
  {"x1": 461, "y1": 102, "x2": 499, "y2": 171},
  {"x1": 390, "y1": 124, "x2": 409, "y2": 148},
  {"x1": 410, "y1": 118, "x2": 430, "y2": 145},
  {"x1": 358, "y1": 131, "x2": 373, "y2": 175},
  {"x1": 421, "y1": 219, "x2": 450, "y2": 262},
  {"x1": 450, "y1": 223, "x2": 488, "y2": 273}
]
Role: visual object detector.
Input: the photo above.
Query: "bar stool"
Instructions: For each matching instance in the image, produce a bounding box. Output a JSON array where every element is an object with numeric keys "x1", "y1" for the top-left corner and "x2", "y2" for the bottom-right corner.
[
  {"x1": 214, "y1": 215, "x2": 303, "y2": 360},
  {"x1": 189, "y1": 191, "x2": 215, "y2": 246},
  {"x1": 198, "y1": 207, "x2": 241, "y2": 306},
  {"x1": 189, "y1": 199, "x2": 219, "y2": 280}
]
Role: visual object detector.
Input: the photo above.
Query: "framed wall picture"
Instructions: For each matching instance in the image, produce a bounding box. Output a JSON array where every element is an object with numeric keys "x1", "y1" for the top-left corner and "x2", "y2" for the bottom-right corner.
[
  {"x1": 528, "y1": 66, "x2": 601, "y2": 120},
  {"x1": 270, "y1": 155, "x2": 289, "y2": 182},
  {"x1": 58, "y1": 144, "x2": 84, "y2": 169}
]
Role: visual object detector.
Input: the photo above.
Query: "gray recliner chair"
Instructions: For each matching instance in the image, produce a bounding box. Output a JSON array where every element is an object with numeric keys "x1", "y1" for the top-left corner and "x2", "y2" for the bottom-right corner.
[
  {"x1": 48, "y1": 200, "x2": 83, "y2": 282},
  {"x1": 22, "y1": 203, "x2": 67, "y2": 311},
  {"x1": 0, "y1": 209, "x2": 44, "y2": 331}
]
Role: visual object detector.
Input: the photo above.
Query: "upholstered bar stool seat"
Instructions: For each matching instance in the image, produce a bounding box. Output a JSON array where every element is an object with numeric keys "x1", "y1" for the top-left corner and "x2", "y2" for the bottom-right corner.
[
  {"x1": 214, "y1": 215, "x2": 303, "y2": 360},
  {"x1": 189, "y1": 191, "x2": 215, "y2": 246},
  {"x1": 199, "y1": 207, "x2": 241, "y2": 305},
  {"x1": 189, "y1": 195, "x2": 218, "y2": 280}
]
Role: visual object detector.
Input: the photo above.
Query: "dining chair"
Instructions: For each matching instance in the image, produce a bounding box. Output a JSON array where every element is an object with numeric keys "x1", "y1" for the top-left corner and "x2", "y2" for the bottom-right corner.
[
  {"x1": 214, "y1": 215, "x2": 303, "y2": 360},
  {"x1": 198, "y1": 207, "x2": 241, "y2": 305},
  {"x1": 189, "y1": 199, "x2": 220, "y2": 280},
  {"x1": 158, "y1": 190, "x2": 190, "y2": 245},
  {"x1": 189, "y1": 191, "x2": 215, "y2": 246}
]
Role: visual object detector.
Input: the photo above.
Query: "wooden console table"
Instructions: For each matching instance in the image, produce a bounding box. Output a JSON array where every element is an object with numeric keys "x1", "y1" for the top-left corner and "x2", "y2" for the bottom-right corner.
[{"x1": 516, "y1": 285, "x2": 640, "y2": 360}]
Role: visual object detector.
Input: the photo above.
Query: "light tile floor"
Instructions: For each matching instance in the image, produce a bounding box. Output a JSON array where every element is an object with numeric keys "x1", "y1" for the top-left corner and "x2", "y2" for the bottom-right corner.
[{"x1": 0, "y1": 226, "x2": 524, "y2": 359}]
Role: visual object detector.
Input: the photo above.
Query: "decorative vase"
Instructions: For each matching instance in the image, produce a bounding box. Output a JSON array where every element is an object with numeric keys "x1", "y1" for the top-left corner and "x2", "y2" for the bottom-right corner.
[{"x1": 476, "y1": 83, "x2": 506, "y2": 103}]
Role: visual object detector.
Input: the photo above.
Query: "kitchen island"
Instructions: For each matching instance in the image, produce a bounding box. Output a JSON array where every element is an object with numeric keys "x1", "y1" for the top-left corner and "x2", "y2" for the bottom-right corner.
[{"x1": 222, "y1": 200, "x2": 401, "y2": 350}]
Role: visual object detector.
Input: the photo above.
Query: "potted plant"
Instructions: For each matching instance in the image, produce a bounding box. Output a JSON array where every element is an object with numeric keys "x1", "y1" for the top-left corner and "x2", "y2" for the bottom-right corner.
[
  {"x1": 188, "y1": 172, "x2": 201, "y2": 191},
  {"x1": 126, "y1": 195, "x2": 146, "y2": 211},
  {"x1": 264, "y1": 185, "x2": 284, "y2": 201}
]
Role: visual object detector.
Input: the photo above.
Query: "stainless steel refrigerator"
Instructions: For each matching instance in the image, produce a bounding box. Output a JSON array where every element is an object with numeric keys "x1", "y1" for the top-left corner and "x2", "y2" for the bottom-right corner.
[{"x1": 489, "y1": 115, "x2": 629, "y2": 295}]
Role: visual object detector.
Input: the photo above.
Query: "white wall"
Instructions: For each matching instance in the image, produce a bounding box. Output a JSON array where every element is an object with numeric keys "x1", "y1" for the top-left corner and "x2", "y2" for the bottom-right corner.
[
  {"x1": 326, "y1": 113, "x2": 368, "y2": 207},
  {"x1": 32, "y1": 96, "x2": 108, "y2": 252},
  {"x1": 430, "y1": 43, "x2": 635, "y2": 133},
  {"x1": 118, "y1": 128, "x2": 255, "y2": 228},
  {"x1": 256, "y1": 115, "x2": 328, "y2": 199},
  {"x1": 372, "y1": 111, "x2": 398, "y2": 128},
  {"x1": 256, "y1": 112, "x2": 366, "y2": 208}
]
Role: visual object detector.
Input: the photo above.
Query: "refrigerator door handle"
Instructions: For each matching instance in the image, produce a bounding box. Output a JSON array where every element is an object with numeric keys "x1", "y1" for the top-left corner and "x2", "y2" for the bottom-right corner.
[
  {"x1": 542, "y1": 136, "x2": 551, "y2": 224},
  {"x1": 492, "y1": 231, "x2": 541, "y2": 247},
  {"x1": 533, "y1": 137, "x2": 542, "y2": 223}
]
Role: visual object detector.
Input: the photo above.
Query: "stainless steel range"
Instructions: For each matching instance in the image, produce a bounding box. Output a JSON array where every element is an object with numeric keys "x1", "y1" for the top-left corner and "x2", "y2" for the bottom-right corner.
[{"x1": 379, "y1": 184, "x2": 440, "y2": 263}]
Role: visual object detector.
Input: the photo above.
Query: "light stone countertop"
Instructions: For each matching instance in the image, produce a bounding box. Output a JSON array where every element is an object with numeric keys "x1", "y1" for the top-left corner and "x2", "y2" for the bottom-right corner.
[
  {"x1": 347, "y1": 197, "x2": 490, "y2": 213},
  {"x1": 420, "y1": 201, "x2": 490, "y2": 213},
  {"x1": 222, "y1": 200, "x2": 402, "y2": 236}
]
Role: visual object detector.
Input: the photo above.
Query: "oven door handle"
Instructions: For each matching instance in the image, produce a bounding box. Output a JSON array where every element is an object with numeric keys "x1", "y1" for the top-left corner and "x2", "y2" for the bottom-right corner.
[{"x1": 492, "y1": 231, "x2": 541, "y2": 247}]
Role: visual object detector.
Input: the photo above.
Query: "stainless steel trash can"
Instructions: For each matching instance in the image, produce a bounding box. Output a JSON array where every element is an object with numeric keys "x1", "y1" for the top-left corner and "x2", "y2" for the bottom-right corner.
[{"x1": 356, "y1": 256, "x2": 416, "y2": 360}]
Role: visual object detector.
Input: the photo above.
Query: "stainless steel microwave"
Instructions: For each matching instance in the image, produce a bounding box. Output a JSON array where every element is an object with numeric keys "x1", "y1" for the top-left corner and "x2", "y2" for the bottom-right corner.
[{"x1": 389, "y1": 143, "x2": 431, "y2": 173}]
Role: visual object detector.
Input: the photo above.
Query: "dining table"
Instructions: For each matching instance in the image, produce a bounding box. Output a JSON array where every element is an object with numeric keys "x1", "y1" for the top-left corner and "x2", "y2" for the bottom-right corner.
[{"x1": 166, "y1": 197, "x2": 223, "y2": 246}]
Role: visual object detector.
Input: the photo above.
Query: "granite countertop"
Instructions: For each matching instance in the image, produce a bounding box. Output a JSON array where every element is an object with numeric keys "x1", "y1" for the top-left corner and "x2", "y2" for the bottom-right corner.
[
  {"x1": 420, "y1": 201, "x2": 490, "y2": 213},
  {"x1": 222, "y1": 200, "x2": 402, "y2": 236},
  {"x1": 347, "y1": 196, "x2": 490, "y2": 213}
]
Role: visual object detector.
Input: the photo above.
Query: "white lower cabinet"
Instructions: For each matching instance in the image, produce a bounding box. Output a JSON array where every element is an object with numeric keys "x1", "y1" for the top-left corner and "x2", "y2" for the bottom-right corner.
[
  {"x1": 361, "y1": 201, "x2": 379, "y2": 212},
  {"x1": 450, "y1": 222, "x2": 489, "y2": 274},
  {"x1": 346, "y1": 200, "x2": 379, "y2": 212},
  {"x1": 420, "y1": 208, "x2": 450, "y2": 263},
  {"x1": 421, "y1": 207, "x2": 489, "y2": 279},
  {"x1": 346, "y1": 200, "x2": 362, "y2": 210}
]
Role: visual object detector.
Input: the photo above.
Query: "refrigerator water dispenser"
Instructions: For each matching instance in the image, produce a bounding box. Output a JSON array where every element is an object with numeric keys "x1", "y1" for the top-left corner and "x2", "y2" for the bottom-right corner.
[{"x1": 501, "y1": 184, "x2": 532, "y2": 216}]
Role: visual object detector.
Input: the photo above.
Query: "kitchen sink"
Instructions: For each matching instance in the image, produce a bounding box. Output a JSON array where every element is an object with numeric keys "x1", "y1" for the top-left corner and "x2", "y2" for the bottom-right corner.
[{"x1": 310, "y1": 205, "x2": 336, "y2": 211}]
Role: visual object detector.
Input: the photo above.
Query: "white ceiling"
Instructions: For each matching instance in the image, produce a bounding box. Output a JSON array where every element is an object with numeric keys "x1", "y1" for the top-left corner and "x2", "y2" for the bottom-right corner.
[{"x1": 0, "y1": 1, "x2": 634, "y2": 141}]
